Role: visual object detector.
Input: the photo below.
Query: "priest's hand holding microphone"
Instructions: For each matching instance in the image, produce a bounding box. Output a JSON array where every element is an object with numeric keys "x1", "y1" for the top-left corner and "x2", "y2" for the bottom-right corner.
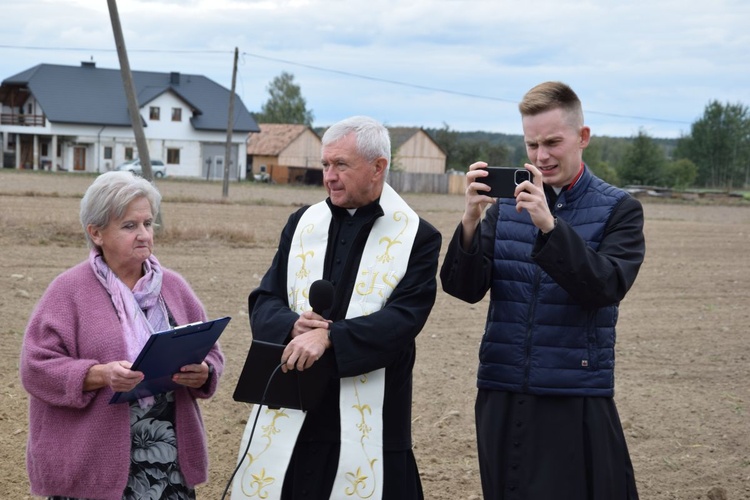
[{"x1": 282, "y1": 280, "x2": 334, "y2": 372}]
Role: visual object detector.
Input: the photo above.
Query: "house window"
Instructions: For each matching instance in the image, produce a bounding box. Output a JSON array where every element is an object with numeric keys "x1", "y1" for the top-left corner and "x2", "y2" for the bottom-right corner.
[
  {"x1": 41, "y1": 143, "x2": 49, "y2": 156},
  {"x1": 103, "y1": 146, "x2": 113, "y2": 159},
  {"x1": 27, "y1": 103, "x2": 33, "y2": 114},
  {"x1": 171, "y1": 108, "x2": 182, "y2": 122},
  {"x1": 167, "y1": 148, "x2": 180, "y2": 164},
  {"x1": 149, "y1": 107, "x2": 160, "y2": 120},
  {"x1": 125, "y1": 147, "x2": 134, "y2": 160}
]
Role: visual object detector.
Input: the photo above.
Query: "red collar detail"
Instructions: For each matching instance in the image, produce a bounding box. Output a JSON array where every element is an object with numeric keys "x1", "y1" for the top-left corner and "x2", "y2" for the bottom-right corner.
[{"x1": 566, "y1": 163, "x2": 585, "y2": 191}]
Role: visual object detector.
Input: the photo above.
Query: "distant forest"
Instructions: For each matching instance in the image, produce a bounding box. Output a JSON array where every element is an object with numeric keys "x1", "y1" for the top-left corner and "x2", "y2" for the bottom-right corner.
[
  {"x1": 424, "y1": 127, "x2": 676, "y2": 173},
  {"x1": 424, "y1": 101, "x2": 750, "y2": 191},
  {"x1": 259, "y1": 72, "x2": 748, "y2": 190}
]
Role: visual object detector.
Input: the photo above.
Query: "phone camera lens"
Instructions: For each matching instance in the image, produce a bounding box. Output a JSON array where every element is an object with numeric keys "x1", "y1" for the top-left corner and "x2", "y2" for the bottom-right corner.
[{"x1": 514, "y1": 169, "x2": 530, "y2": 185}]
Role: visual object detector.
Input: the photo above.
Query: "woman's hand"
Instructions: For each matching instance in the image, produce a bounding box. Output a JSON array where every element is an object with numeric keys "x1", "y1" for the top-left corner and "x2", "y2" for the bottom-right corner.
[
  {"x1": 172, "y1": 362, "x2": 210, "y2": 388},
  {"x1": 84, "y1": 361, "x2": 144, "y2": 392}
]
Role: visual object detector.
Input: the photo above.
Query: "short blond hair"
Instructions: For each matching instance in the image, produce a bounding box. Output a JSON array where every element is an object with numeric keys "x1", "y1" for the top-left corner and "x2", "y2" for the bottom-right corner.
[{"x1": 519, "y1": 81, "x2": 584, "y2": 128}]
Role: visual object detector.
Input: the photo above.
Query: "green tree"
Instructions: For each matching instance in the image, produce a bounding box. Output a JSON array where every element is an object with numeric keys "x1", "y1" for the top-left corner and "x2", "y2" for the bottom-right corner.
[
  {"x1": 461, "y1": 140, "x2": 509, "y2": 168},
  {"x1": 588, "y1": 136, "x2": 631, "y2": 171},
  {"x1": 589, "y1": 161, "x2": 621, "y2": 186},
  {"x1": 675, "y1": 100, "x2": 750, "y2": 189},
  {"x1": 617, "y1": 129, "x2": 667, "y2": 186},
  {"x1": 584, "y1": 137, "x2": 621, "y2": 185},
  {"x1": 254, "y1": 72, "x2": 314, "y2": 125},
  {"x1": 664, "y1": 158, "x2": 698, "y2": 189},
  {"x1": 431, "y1": 123, "x2": 462, "y2": 170},
  {"x1": 429, "y1": 124, "x2": 511, "y2": 171}
]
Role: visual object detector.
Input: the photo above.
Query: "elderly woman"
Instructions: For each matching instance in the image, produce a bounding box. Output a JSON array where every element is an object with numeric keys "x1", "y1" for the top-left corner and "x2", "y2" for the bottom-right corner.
[{"x1": 20, "y1": 171, "x2": 224, "y2": 500}]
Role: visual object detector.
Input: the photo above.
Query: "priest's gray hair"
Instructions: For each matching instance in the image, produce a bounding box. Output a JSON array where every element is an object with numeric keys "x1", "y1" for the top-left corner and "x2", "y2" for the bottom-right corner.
[
  {"x1": 80, "y1": 171, "x2": 161, "y2": 249},
  {"x1": 322, "y1": 115, "x2": 391, "y2": 169}
]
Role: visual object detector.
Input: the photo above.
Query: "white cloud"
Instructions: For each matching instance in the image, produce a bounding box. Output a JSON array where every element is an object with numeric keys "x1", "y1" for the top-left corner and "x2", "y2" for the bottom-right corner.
[{"x1": 1, "y1": 0, "x2": 749, "y2": 138}]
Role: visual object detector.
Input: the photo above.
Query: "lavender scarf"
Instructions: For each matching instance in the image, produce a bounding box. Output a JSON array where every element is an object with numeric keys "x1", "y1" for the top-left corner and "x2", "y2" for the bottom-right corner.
[{"x1": 89, "y1": 250, "x2": 169, "y2": 406}]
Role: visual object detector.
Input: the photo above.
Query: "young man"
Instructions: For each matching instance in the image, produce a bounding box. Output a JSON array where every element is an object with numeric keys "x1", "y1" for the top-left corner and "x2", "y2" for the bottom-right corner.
[
  {"x1": 233, "y1": 116, "x2": 441, "y2": 499},
  {"x1": 441, "y1": 81, "x2": 644, "y2": 499}
]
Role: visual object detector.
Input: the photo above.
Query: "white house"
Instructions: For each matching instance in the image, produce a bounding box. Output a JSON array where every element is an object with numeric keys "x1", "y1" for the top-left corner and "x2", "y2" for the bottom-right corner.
[{"x1": 0, "y1": 61, "x2": 259, "y2": 179}]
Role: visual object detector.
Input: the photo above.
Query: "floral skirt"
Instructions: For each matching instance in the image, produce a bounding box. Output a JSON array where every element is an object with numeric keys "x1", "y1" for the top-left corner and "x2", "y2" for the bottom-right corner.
[{"x1": 49, "y1": 391, "x2": 195, "y2": 500}]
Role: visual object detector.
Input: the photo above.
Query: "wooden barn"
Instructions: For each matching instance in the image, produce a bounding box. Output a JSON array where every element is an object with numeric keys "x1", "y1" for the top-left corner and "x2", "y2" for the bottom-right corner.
[
  {"x1": 246, "y1": 124, "x2": 322, "y2": 184},
  {"x1": 388, "y1": 127, "x2": 446, "y2": 174}
]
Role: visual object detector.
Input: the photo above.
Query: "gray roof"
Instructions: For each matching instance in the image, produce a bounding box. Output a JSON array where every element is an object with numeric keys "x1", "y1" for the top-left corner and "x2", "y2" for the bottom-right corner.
[
  {"x1": 388, "y1": 127, "x2": 421, "y2": 149},
  {"x1": 388, "y1": 126, "x2": 447, "y2": 156},
  {"x1": 1, "y1": 63, "x2": 259, "y2": 133}
]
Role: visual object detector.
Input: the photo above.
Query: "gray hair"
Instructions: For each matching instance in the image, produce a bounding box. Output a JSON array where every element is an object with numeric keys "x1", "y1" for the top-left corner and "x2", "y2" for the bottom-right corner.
[
  {"x1": 322, "y1": 115, "x2": 391, "y2": 168},
  {"x1": 80, "y1": 171, "x2": 161, "y2": 249}
]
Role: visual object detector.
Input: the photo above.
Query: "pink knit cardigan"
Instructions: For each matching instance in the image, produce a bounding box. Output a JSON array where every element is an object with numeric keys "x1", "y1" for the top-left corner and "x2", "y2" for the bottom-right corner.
[{"x1": 20, "y1": 260, "x2": 225, "y2": 500}]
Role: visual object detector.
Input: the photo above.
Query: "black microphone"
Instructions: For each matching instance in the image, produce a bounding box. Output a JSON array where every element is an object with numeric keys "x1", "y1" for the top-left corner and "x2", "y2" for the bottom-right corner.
[{"x1": 309, "y1": 279, "x2": 334, "y2": 317}]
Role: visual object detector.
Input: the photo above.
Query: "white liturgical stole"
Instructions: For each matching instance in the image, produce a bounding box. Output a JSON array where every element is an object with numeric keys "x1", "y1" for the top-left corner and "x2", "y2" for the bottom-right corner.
[{"x1": 232, "y1": 183, "x2": 419, "y2": 499}]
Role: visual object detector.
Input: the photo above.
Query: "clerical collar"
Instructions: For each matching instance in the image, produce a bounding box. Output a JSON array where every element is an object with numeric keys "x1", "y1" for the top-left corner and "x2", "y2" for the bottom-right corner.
[{"x1": 327, "y1": 197, "x2": 383, "y2": 219}]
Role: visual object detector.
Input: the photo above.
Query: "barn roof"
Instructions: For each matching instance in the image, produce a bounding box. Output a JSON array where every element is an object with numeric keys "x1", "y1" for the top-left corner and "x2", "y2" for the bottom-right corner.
[
  {"x1": 388, "y1": 126, "x2": 446, "y2": 155},
  {"x1": 247, "y1": 123, "x2": 318, "y2": 155}
]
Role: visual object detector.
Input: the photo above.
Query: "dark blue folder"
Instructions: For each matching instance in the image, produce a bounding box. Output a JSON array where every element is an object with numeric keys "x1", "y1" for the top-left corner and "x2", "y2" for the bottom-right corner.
[{"x1": 109, "y1": 316, "x2": 231, "y2": 404}]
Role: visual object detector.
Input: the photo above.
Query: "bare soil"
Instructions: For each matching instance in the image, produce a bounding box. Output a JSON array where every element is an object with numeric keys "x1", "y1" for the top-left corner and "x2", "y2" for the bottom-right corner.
[{"x1": 1, "y1": 170, "x2": 749, "y2": 499}]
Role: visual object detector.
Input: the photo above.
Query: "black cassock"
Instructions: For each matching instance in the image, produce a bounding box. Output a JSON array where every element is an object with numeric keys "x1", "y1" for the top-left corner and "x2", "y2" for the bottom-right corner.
[{"x1": 440, "y1": 184, "x2": 644, "y2": 500}]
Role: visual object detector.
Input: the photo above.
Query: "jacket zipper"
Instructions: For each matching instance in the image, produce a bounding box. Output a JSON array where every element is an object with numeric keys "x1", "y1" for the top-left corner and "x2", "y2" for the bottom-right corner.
[{"x1": 522, "y1": 266, "x2": 543, "y2": 392}]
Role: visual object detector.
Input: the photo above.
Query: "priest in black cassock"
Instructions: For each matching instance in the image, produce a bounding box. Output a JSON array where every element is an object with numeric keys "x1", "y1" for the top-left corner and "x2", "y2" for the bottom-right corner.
[{"x1": 233, "y1": 115, "x2": 441, "y2": 500}]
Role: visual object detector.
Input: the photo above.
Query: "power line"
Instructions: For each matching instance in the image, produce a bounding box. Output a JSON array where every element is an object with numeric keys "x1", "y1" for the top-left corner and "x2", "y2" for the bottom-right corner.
[
  {"x1": 238, "y1": 51, "x2": 691, "y2": 125},
  {"x1": 0, "y1": 44, "x2": 228, "y2": 55},
  {"x1": 240, "y1": 51, "x2": 518, "y2": 104},
  {"x1": 0, "y1": 43, "x2": 692, "y2": 125}
]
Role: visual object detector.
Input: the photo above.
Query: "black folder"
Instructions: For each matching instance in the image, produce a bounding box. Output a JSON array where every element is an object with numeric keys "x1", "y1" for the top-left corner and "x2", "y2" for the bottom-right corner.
[
  {"x1": 109, "y1": 316, "x2": 231, "y2": 404},
  {"x1": 232, "y1": 339, "x2": 334, "y2": 411}
]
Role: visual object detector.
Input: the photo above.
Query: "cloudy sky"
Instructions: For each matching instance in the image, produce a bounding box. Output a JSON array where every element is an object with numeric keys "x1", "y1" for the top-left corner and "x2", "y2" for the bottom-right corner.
[{"x1": 1, "y1": 0, "x2": 748, "y2": 138}]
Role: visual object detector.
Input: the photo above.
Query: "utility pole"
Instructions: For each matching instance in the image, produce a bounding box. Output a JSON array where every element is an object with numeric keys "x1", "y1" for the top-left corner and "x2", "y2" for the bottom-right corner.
[
  {"x1": 222, "y1": 47, "x2": 239, "y2": 198},
  {"x1": 107, "y1": 0, "x2": 153, "y2": 182}
]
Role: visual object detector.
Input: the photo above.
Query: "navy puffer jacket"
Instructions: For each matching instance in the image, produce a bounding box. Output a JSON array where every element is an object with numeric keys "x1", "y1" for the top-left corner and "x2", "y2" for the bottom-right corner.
[{"x1": 479, "y1": 170, "x2": 627, "y2": 397}]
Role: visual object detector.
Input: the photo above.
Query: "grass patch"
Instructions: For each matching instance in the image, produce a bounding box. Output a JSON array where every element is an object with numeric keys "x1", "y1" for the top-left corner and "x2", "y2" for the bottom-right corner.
[
  {"x1": 163, "y1": 195, "x2": 289, "y2": 207},
  {"x1": 0, "y1": 190, "x2": 73, "y2": 198},
  {"x1": 159, "y1": 225, "x2": 259, "y2": 247},
  {"x1": 0, "y1": 214, "x2": 260, "y2": 248},
  {"x1": 1, "y1": 189, "x2": 291, "y2": 208}
]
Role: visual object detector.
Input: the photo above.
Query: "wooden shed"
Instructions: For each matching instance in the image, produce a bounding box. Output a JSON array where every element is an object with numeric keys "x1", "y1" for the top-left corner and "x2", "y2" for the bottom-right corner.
[
  {"x1": 388, "y1": 127, "x2": 446, "y2": 174},
  {"x1": 246, "y1": 124, "x2": 322, "y2": 184}
]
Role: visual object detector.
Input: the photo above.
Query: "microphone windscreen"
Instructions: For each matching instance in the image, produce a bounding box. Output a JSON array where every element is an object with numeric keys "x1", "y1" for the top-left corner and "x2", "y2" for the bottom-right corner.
[{"x1": 309, "y1": 280, "x2": 334, "y2": 316}]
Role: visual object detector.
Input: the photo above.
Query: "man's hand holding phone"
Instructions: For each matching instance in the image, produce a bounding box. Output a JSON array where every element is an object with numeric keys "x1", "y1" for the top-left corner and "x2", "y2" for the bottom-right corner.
[
  {"x1": 465, "y1": 162, "x2": 555, "y2": 236},
  {"x1": 514, "y1": 163, "x2": 556, "y2": 234},
  {"x1": 480, "y1": 166, "x2": 534, "y2": 199}
]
